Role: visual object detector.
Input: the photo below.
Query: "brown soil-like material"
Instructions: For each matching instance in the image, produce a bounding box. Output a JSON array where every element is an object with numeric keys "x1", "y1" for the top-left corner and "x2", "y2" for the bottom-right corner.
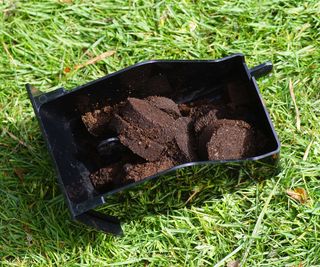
[
  {"x1": 89, "y1": 162, "x2": 122, "y2": 191},
  {"x1": 198, "y1": 119, "x2": 256, "y2": 160},
  {"x1": 82, "y1": 106, "x2": 113, "y2": 136},
  {"x1": 173, "y1": 117, "x2": 197, "y2": 162},
  {"x1": 123, "y1": 157, "x2": 174, "y2": 182},
  {"x1": 82, "y1": 96, "x2": 268, "y2": 192},
  {"x1": 146, "y1": 96, "x2": 181, "y2": 119}
]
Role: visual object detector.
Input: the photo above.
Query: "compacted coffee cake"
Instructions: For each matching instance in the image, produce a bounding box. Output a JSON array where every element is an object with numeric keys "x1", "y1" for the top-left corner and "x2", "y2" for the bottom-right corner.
[{"x1": 81, "y1": 95, "x2": 266, "y2": 192}]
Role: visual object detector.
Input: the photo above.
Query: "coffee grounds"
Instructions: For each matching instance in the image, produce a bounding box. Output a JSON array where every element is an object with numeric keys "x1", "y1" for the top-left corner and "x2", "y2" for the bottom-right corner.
[
  {"x1": 123, "y1": 157, "x2": 174, "y2": 182},
  {"x1": 173, "y1": 117, "x2": 197, "y2": 162},
  {"x1": 82, "y1": 96, "x2": 267, "y2": 192},
  {"x1": 146, "y1": 96, "x2": 181, "y2": 119},
  {"x1": 81, "y1": 106, "x2": 113, "y2": 136},
  {"x1": 198, "y1": 119, "x2": 256, "y2": 160},
  {"x1": 89, "y1": 162, "x2": 121, "y2": 191},
  {"x1": 109, "y1": 113, "x2": 165, "y2": 162}
]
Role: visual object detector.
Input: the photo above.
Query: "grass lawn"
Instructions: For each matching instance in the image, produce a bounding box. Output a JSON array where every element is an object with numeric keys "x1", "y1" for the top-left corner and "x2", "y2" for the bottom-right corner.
[{"x1": 0, "y1": 0, "x2": 319, "y2": 266}]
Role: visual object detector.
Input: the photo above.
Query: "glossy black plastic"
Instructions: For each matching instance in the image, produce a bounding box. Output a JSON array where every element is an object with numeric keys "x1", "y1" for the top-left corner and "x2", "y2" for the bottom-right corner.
[{"x1": 26, "y1": 54, "x2": 280, "y2": 235}]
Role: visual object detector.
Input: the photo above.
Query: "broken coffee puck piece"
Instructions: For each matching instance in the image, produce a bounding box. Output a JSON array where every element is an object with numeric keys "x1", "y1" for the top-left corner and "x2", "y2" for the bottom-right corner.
[
  {"x1": 89, "y1": 162, "x2": 122, "y2": 192},
  {"x1": 123, "y1": 158, "x2": 174, "y2": 182},
  {"x1": 82, "y1": 106, "x2": 113, "y2": 136},
  {"x1": 109, "y1": 113, "x2": 166, "y2": 162},
  {"x1": 199, "y1": 119, "x2": 256, "y2": 160},
  {"x1": 174, "y1": 117, "x2": 197, "y2": 162},
  {"x1": 146, "y1": 96, "x2": 181, "y2": 119},
  {"x1": 119, "y1": 97, "x2": 176, "y2": 143}
]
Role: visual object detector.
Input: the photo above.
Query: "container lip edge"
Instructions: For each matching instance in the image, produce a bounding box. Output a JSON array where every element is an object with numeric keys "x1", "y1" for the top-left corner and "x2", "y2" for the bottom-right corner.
[
  {"x1": 25, "y1": 53, "x2": 246, "y2": 106},
  {"x1": 58, "y1": 53, "x2": 246, "y2": 97}
]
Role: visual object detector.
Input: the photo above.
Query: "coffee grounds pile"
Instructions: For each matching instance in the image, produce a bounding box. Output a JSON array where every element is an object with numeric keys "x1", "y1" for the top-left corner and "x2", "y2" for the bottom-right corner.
[{"x1": 82, "y1": 96, "x2": 266, "y2": 192}]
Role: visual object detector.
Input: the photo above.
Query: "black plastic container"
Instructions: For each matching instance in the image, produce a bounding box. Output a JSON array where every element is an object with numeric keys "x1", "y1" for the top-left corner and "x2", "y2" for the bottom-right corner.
[{"x1": 26, "y1": 54, "x2": 280, "y2": 235}]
